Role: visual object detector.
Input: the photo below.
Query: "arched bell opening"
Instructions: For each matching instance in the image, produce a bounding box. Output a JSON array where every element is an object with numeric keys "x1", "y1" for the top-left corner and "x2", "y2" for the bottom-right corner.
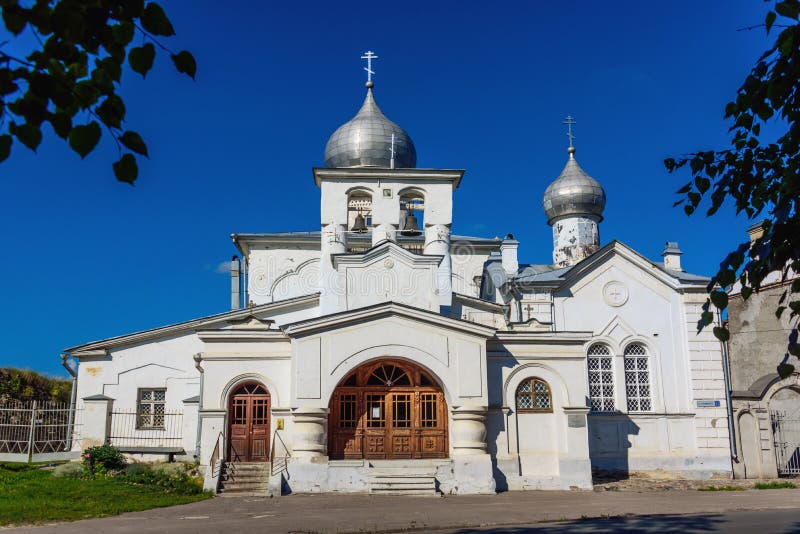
[
  {"x1": 347, "y1": 189, "x2": 373, "y2": 234},
  {"x1": 328, "y1": 359, "x2": 448, "y2": 460},
  {"x1": 399, "y1": 190, "x2": 424, "y2": 237},
  {"x1": 227, "y1": 381, "x2": 270, "y2": 462}
]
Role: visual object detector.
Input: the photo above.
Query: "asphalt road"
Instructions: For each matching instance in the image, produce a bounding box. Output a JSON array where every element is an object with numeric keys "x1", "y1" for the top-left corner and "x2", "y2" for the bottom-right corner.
[
  {"x1": 5, "y1": 489, "x2": 800, "y2": 534},
  {"x1": 428, "y1": 509, "x2": 800, "y2": 534}
]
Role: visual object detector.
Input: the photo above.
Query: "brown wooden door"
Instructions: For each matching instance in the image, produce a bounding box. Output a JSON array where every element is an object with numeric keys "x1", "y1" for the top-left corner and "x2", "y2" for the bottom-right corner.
[
  {"x1": 329, "y1": 360, "x2": 448, "y2": 460},
  {"x1": 228, "y1": 383, "x2": 270, "y2": 462}
]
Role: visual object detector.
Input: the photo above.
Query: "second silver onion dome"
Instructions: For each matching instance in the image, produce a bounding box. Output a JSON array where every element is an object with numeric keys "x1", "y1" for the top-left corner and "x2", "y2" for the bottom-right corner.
[{"x1": 543, "y1": 147, "x2": 606, "y2": 224}]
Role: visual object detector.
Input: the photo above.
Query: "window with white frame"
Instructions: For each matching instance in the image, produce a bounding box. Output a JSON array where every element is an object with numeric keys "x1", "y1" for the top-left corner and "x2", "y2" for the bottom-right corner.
[
  {"x1": 587, "y1": 344, "x2": 616, "y2": 412},
  {"x1": 137, "y1": 388, "x2": 166, "y2": 429},
  {"x1": 624, "y1": 344, "x2": 652, "y2": 412}
]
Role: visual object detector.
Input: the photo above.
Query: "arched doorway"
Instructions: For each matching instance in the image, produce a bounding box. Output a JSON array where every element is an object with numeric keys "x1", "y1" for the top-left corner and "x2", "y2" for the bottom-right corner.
[
  {"x1": 328, "y1": 359, "x2": 448, "y2": 460},
  {"x1": 227, "y1": 382, "x2": 270, "y2": 462}
]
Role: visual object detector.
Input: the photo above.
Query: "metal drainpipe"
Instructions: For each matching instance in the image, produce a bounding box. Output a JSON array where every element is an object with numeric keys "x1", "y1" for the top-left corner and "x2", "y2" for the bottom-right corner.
[
  {"x1": 242, "y1": 255, "x2": 248, "y2": 307},
  {"x1": 60, "y1": 353, "x2": 78, "y2": 451},
  {"x1": 193, "y1": 353, "x2": 204, "y2": 459},
  {"x1": 717, "y1": 310, "x2": 738, "y2": 461}
]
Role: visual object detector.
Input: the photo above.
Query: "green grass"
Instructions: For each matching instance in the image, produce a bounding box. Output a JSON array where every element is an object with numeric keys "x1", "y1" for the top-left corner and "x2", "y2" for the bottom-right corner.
[
  {"x1": 697, "y1": 485, "x2": 745, "y2": 491},
  {"x1": 0, "y1": 463, "x2": 212, "y2": 526},
  {"x1": 754, "y1": 481, "x2": 797, "y2": 490}
]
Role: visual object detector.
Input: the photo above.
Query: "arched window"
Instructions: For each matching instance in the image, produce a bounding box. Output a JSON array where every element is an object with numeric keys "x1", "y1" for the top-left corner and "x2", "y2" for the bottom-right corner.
[
  {"x1": 624, "y1": 343, "x2": 652, "y2": 412},
  {"x1": 587, "y1": 343, "x2": 615, "y2": 412},
  {"x1": 516, "y1": 377, "x2": 552, "y2": 413}
]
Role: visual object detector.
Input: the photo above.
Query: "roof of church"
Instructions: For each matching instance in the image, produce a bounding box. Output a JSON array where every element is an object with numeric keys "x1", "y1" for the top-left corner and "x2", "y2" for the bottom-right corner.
[
  {"x1": 64, "y1": 293, "x2": 320, "y2": 355},
  {"x1": 232, "y1": 231, "x2": 503, "y2": 254},
  {"x1": 323, "y1": 84, "x2": 416, "y2": 169},
  {"x1": 488, "y1": 240, "x2": 710, "y2": 287},
  {"x1": 542, "y1": 147, "x2": 606, "y2": 224}
]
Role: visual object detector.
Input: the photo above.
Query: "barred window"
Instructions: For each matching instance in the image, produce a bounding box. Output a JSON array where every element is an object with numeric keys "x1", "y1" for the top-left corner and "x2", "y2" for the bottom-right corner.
[
  {"x1": 516, "y1": 377, "x2": 552, "y2": 413},
  {"x1": 137, "y1": 388, "x2": 166, "y2": 429},
  {"x1": 624, "y1": 344, "x2": 652, "y2": 412},
  {"x1": 587, "y1": 344, "x2": 615, "y2": 412}
]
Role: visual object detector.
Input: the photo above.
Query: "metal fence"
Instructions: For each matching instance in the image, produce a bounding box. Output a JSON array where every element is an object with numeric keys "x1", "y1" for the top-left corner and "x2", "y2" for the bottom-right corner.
[
  {"x1": 771, "y1": 409, "x2": 800, "y2": 476},
  {"x1": 108, "y1": 410, "x2": 183, "y2": 450},
  {"x1": 0, "y1": 400, "x2": 81, "y2": 462}
]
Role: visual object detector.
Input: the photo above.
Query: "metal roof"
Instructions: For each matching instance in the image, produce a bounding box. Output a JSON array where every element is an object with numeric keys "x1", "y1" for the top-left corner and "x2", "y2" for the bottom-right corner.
[{"x1": 324, "y1": 86, "x2": 416, "y2": 169}]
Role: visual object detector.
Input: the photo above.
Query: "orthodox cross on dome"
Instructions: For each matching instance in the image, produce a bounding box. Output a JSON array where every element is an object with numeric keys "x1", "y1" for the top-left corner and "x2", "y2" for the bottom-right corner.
[
  {"x1": 361, "y1": 50, "x2": 379, "y2": 85},
  {"x1": 563, "y1": 115, "x2": 576, "y2": 149}
]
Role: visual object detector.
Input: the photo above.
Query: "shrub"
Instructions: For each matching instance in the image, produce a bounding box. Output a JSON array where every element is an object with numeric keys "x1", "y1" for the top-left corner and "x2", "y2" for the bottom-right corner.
[
  {"x1": 150, "y1": 462, "x2": 186, "y2": 477},
  {"x1": 52, "y1": 462, "x2": 83, "y2": 478},
  {"x1": 119, "y1": 462, "x2": 204, "y2": 495},
  {"x1": 124, "y1": 463, "x2": 150, "y2": 476},
  {"x1": 698, "y1": 485, "x2": 745, "y2": 491},
  {"x1": 82, "y1": 444, "x2": 126, "y2": 475},
  {"x1": 755, "y1": 481, "x2": 796, "y2": 490}
]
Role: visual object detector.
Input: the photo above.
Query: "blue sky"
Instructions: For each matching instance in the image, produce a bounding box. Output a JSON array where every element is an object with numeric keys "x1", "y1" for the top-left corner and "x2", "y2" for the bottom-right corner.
[{"x1": 0, "y1": 1, "x2": 772, "y2": 376}]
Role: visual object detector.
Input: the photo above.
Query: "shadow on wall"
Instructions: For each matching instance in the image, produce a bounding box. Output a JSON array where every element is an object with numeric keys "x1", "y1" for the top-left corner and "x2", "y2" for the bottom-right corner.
[
  {"x1": 447, "y1": 513, "x2": 730, "y2": 533},
  {"x1": 586, "y1": 412, "x2": 640, "y2": 482}
]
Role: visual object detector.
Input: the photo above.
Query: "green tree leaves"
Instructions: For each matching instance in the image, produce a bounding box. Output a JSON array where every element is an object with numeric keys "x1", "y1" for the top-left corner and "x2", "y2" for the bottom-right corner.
[
  {"x1": 129, "y1": 43, "x2": 155, "y2": 78},
  {"x1": 120, "y1": 131, "x2": 148, "y2": 157},
  {"x1": 113, "y1": 153, "x2": 138, "y2": 184},
  {"x1": 69, "y1": 122, "x2": 101, "y2": 158},
  {"x1": 0, "y1": 135, "x2": 12, "y2": 163},
  {"x1": 0, "y1": 0, "x2": 195, "y2": 184},
  {"x1": 141, "y1": 3, "x2": 175, "y2": 36},
  {"x1": 171, "y1": 51, "x2": 196, "y2": 80},
  {"x1": 665, "y1": 0, "x2": 800, "y2": 369}
]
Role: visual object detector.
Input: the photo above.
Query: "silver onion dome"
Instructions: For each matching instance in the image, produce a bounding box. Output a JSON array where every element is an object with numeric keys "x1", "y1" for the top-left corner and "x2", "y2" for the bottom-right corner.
[
  {"x1": 543, "y1": 147, "x2": 606, "y2": 224},
  {"x1": 324, "y1": 83, "x2": 416, "y2": 168}
]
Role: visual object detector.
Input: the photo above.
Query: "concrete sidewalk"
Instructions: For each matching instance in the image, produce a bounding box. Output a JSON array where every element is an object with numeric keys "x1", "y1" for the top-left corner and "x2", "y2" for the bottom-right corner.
[{"x1": 5, "y1": 489, "x2": 800, "y2": 534}]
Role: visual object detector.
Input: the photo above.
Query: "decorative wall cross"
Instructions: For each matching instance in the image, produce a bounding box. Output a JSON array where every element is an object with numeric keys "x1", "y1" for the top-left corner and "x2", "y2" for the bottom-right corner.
[{"x1": 361, "y1": 50, "x2": 378, "y2": 83}]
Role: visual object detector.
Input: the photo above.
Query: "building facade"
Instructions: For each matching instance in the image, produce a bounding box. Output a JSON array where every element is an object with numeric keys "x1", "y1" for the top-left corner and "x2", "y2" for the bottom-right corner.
[
  {"x1": 729, "y1": 222, "x2": 800, "y2": 479},
  {"x1": 65, "y1": 78, "x2": 732, "y2": 494}
]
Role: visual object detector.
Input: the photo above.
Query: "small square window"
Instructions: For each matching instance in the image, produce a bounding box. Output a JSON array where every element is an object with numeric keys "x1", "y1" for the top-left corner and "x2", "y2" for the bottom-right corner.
[
  {"x1": 137, "y1": 388, "x2": 166, "y2": 429},
  {"x1": 382, "y1": 188, "x2": 392, "y2": 198}
]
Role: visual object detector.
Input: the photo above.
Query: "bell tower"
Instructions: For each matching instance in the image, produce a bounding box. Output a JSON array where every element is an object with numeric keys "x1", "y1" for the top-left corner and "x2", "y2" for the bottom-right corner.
[{"x1": 316, "y1": 54, "x2": 462, "y2": 313}]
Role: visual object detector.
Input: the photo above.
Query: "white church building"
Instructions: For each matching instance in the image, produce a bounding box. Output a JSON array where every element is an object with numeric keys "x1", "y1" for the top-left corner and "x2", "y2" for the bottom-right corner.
[{"x1": 65, "y1": 67, "x2": 733, "y2": 494}]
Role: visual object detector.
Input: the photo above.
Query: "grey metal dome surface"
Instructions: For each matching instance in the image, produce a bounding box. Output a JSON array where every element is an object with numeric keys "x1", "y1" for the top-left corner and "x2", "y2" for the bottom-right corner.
[
  {"x1": 543, "y1": 147, "x2": 606, "y2": 224},
  {"x1": 324, "y1": 85, "x2": 416, "y2": 168}
]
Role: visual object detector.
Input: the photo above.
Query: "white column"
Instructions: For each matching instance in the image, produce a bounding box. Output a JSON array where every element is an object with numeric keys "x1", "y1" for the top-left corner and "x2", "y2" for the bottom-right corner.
[
  {"x1": 560, "y1": 406, "x2": 593, "y2": 488},
  {"x1": 81, "y1": 395, "x2": 113, "y2": 450},
  {"x1": 319, "y1": 223, "x2": 346, "y2": 314},
  {"x1": 372, "y1": 223, "x2": 396, "y2": 246},
  {"x1": 424, "y1": 224, "x2": 452, "y2": 306},
  {"x1": 450, "y1": 406, "x2": 496, "y2": 494},
  {"x1": 291, "y1": 408, "x2": 328, "y2": 459}
]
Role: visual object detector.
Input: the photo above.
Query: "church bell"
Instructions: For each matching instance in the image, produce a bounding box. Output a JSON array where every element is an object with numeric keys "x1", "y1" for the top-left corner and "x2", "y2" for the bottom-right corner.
[
  {"x1": 351, "y1": 212, "x2": 368, "y2": 233},
  {"x1": 401, "y1": 211, "x2": 421, "y2": 236}
]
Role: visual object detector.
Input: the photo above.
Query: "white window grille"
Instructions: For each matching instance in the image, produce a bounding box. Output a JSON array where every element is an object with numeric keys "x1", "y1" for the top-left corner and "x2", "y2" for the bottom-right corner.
[
  {"x1": 137, "y1": 388, "x2": 166, "y2": 429},
  {"x1": 624, "y1": 344, "x2": 652, "y2": 412},
  {"x1": 587, "y1": 344, "x2": 615, "y2": 412}
]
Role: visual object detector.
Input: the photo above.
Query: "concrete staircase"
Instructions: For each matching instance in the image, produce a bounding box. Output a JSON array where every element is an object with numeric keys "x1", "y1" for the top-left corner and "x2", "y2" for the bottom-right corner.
[
  {"x1": 367, "y1": 462, "x2": 438, "y2": 496},
  {"x1": 219, "y1": 461, "x2": 270, "y2": 496}
]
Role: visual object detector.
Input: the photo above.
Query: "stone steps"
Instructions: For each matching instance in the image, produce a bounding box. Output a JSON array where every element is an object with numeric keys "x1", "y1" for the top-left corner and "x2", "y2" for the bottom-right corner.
[
  {"x1": 219, "y1": 461, "x2": 270, "y2": 495},
  {"x1": 368, "y1": 466, "x2": 438, "y2": 496}
]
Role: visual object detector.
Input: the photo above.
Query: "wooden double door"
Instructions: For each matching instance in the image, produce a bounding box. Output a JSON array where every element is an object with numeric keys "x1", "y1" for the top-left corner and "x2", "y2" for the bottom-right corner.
[
  {"x1": 329, "y1": 360, "x2": 448, "y2": 460},
  {"x1": 228, "y1": 383, "x2": 270, "y2": 462}
]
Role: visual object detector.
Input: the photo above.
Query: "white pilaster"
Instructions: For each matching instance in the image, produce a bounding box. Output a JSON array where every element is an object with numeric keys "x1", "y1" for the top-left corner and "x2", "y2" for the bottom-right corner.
[
  {"x1": 320, "y1": 223, "x2": 346, "y2": 314},
  {"x1": 424, "y1": 224, "x2": 452, "y2": 306}
]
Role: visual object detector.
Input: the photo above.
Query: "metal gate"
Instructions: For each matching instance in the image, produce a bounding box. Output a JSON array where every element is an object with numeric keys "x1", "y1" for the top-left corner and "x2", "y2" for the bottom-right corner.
[
  {"x1": 0, "y1": 400, "x2": 82, "y2": 462},
  {"x1": 770, "y1": 410, "x2": 800, "y2": 475}
]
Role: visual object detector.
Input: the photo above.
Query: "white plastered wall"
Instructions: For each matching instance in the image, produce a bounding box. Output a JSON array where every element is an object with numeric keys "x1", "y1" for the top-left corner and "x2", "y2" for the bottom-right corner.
[{"x1": 553, "y1": 250, "x2": 731, "y2": 476}]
